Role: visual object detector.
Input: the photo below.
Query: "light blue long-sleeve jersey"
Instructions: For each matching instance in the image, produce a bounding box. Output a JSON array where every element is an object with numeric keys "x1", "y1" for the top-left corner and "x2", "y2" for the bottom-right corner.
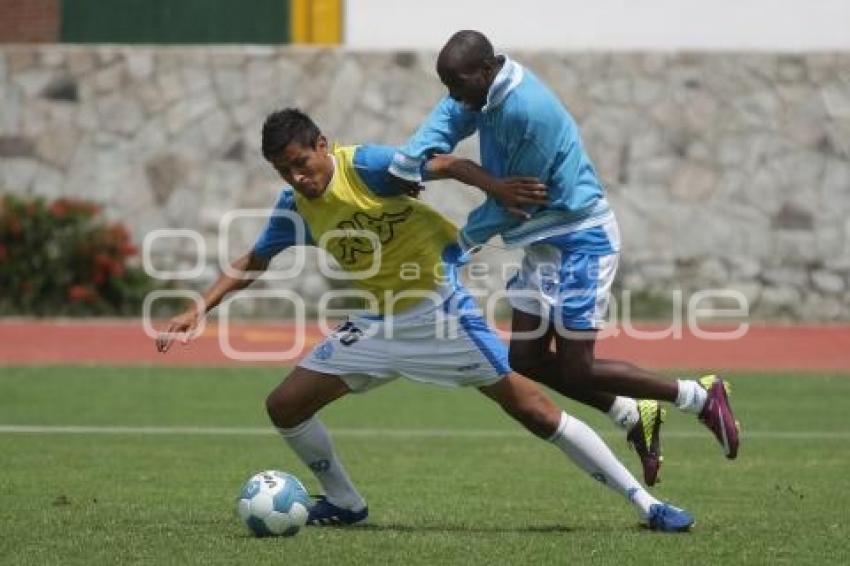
[{"x1": 389, "y1": 56, "x2": 612, "y2": 250}]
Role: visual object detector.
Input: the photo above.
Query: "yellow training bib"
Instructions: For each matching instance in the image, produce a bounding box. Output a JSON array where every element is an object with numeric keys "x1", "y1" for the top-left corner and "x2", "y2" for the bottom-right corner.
[{"x1": 294, "y1": 145, "x2": 458, "y2": 314}]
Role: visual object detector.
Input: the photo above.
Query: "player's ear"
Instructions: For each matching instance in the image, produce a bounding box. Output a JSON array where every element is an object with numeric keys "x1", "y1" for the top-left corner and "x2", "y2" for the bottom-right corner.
[
  {"x1": 315, "y1": 134, "x2": 329, "y2": 153},
  {"x1": 481, "y1": 59, "x2": 496, "y2": 81}
]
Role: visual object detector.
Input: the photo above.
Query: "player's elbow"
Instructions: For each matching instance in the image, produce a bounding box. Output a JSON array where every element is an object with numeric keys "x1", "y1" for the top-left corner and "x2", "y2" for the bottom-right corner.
[
  {"x1": 230, "y1": 252, "x2": 268, "y2": 286},
  {"x1": 244, "y1": 252, "x2": 270, "y2": 273}
]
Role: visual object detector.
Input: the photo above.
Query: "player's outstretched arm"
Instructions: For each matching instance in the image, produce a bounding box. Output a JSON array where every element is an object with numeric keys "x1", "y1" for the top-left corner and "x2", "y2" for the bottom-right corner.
[
  {"x1": 155, "y1": 251, "x2": 269, "y2": 353},
  {"x1": 425, "y1": 154, "x2": 548, "y2": 218},
  {"x1": 389, "y1": 97, "x2": 477, "y2": 184}
]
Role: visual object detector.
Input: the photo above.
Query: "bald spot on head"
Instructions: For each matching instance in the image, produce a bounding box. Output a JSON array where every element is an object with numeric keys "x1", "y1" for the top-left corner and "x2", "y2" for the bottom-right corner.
[{"x1": 437, "y1": 30, "x2": 495, "y2": 77}]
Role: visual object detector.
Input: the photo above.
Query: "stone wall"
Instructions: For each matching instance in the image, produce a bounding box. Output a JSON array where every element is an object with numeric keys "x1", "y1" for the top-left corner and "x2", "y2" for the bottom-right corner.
[{"x1": 1, "y1": 45, "x2": 849, "y2": 319}]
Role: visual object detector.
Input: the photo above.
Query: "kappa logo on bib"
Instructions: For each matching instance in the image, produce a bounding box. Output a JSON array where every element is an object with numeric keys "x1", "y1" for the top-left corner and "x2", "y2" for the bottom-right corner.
[{"x1": 334, "y1": 207, "x2": 413, "y2": 264}]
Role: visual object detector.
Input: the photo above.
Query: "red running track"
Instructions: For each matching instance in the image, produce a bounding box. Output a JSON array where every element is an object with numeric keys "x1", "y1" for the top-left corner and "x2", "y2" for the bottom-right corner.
[{"x1": 0, "y1": 319, "x2": 848, "y2": 372}]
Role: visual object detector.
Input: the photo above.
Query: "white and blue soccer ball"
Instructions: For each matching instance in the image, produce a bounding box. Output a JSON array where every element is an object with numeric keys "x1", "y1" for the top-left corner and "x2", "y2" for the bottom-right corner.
[{"x1": 237, "y1": 470, "x2": 312, "y2": 537}]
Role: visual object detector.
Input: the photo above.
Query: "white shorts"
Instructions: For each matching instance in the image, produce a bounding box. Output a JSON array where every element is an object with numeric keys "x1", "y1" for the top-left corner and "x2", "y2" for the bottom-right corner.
[
  {"x1": 299, "y1": 286, "x2": 510, "y2": 393},
  {"x1": 507, "y1": 215, "x2": 621, "y2": 330}
]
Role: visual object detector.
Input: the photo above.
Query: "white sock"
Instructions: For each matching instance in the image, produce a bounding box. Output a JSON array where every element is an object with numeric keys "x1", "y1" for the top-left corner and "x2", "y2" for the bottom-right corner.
[
  {"x1": 277, "y1": 417, "x2": 366, "y2": 511},
  {"x1": 548, "y1": 411, "x2": 659, "y2": 519},
  {"x1": 675, "y1": 379, "x2": 708, "y2": 414},
  {"x1": 607, "y1": 397, "x2": 640, "y2": 430}
]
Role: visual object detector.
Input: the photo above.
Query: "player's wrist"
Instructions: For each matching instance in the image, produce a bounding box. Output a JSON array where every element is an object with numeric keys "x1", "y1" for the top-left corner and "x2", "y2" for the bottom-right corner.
[
  {"x1": 388, "y1": 153, "x2": 424, "y2": 183},
  {"x1": 482, "y1": 178, "x2": 504, "y2": 196},
  {"x1": 189, "y1": 302, "x2": 208, "y2": 318}
]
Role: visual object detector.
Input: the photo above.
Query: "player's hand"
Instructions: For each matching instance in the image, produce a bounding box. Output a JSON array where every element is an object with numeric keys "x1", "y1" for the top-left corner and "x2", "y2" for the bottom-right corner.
[
  {"x1": 487, "y1": 177, "x2": 548, "y2": 218},
  {"x1": 389, "y1": 175, "x2": 425, "y2": 199},
  {"x1": 156, "y1": 310, "x2": 202, "y2": 353}
]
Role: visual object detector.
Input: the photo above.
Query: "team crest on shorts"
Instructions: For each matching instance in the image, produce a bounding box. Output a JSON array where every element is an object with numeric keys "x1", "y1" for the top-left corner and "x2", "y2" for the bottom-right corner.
[{"x1": 314, "y1": 341, "x2": 334, "y2": 360}]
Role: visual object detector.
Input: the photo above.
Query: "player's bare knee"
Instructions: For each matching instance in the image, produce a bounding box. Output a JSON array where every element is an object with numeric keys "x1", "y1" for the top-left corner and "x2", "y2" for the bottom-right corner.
[
  {"x1": 265, "y1": 389, "x2": 306, "y2": 429},
  {"x1": 264, "y1": 389, "x2": 284, "y2": 421}
]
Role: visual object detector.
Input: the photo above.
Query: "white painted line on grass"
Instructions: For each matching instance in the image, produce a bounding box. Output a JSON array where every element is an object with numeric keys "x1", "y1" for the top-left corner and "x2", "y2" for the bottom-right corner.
[{"x1": 0, "y1": 425, "x2": 848, "y2": 440}]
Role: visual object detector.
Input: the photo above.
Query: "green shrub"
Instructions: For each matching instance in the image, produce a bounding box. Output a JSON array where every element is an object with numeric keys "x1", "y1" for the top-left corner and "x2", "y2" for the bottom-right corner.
[{"x1": 0, "y1": 194, "x2": 155, "y2": 316}]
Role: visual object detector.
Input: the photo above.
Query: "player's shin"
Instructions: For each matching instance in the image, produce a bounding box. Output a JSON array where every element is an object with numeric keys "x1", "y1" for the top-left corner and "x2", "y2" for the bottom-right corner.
[
  {"x1": 276, "y1": 417, "x2": 366, "y2": 512},
  {"x1": 547, "y1": 411, "x2": 658, "y2": 519}
]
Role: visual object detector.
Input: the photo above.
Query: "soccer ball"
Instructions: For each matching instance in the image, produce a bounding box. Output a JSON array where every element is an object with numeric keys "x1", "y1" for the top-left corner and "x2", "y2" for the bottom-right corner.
[{"x1": 237, "y1": 470, "x2": 312, "y2": 537}]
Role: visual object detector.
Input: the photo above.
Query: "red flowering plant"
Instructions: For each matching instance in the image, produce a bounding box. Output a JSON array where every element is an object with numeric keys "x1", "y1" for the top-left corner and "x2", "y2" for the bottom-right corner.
[{"x1": 0, "y1": 195, "x2": 155, "y2": 316}]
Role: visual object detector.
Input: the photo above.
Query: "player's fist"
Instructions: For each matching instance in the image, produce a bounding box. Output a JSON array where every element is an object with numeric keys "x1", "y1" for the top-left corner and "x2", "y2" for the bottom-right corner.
[{"x1": 389, "y1": 175, "x2": 425, "y2": 199}]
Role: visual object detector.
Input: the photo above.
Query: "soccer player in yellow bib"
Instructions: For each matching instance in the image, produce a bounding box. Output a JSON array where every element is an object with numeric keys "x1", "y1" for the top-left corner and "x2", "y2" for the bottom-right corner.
[{"x1": 156, "y1": 108, "x2": 693, "y2": 532}]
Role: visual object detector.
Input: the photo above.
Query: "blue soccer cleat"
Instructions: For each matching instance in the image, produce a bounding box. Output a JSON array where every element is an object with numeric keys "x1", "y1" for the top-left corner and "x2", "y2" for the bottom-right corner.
[
  {"x1": 645, "y1": 503, "x2": 695, "y2": 532},
  {"x1": 306, "y1": 495, "x2": 369, "y2": 526}
]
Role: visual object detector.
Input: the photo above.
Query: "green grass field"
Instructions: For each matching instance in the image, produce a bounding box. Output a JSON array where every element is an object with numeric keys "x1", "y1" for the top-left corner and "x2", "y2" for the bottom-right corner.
[{"x1": 1, "y1": 367, "x2": 849, "y2": 565}]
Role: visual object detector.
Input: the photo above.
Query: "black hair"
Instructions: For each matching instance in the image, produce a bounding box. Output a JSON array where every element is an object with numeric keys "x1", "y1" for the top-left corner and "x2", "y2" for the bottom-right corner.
[
  {"x1": 261, "y1": 108, "x2": 321, "y2": 163},
  {"x1": 438, "y1": 30, "x2": 496, "y2": 73}
]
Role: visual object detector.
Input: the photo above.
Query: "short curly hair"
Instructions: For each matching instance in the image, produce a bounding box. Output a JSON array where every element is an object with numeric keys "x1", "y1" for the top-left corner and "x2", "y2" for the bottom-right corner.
[{"x1": 261, "y1": 108, "x2": 321, "y2": 163}]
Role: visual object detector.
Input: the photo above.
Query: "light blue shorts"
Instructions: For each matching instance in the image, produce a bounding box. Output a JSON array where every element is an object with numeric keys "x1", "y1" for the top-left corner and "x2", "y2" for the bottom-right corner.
[
  {"x1": 299, "y1": 285, "x2": 510, "y2": 392},
  {"x1": 506, "y1": 216, "x2": 620, "y2": 331}
]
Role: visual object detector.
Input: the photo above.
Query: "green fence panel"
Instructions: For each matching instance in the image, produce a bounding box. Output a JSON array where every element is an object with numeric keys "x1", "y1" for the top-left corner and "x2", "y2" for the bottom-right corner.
[{"x1": 62, "y1": 0, "x2": 290, "y2": 44}]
